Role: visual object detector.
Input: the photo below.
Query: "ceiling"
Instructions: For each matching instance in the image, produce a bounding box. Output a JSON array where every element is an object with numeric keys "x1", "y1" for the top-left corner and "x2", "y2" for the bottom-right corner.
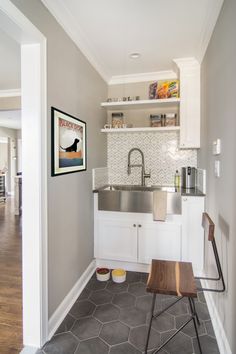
[
  {"x1": 0, "y1": 110, "x2": 21, "y2": 130},
  {"x1": 42, "y1": 0, "x2": 223, "y2": 83},
  {"x1": 0, "y1": 28, "x2": 21, "y2": 90}
]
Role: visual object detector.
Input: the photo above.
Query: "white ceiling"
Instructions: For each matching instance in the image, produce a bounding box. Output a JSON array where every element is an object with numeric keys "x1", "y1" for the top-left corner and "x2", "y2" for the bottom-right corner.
[
  {"x1": 0, "y1": 110, "x2": 21, "y2": 130},
  {"x1": 42, "y1": 0, "x2": 223, "y2": 83},
  {"x1": 0, "y1": 28, "x2": 21, "y2": 90}
]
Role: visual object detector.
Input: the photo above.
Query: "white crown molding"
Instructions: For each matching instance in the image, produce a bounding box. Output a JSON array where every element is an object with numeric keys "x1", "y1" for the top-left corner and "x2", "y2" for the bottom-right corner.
[
  {"x1": 173, "y1": 57, "x2": 200, "y2": 69},
  {"x1": 0, "y1": 88, "x2": 21, "y2": 97},
  {"x1": 41, "y1": 0, "x2": 110, "y2": 83},
  {"x1": 197, "y1": 0, "x2": 224, "y2": 63},
  {"x1": 109, "y1": 70, "x2": 177, "y2": 85}
]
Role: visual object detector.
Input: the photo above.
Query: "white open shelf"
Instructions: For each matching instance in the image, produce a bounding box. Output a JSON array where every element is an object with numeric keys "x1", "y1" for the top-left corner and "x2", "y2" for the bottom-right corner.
[
  {"x1": 101, "y1": 126, "x2": 180, "y2": 133},
  {"x1": 101, "y1": 98, "x2": 180, "y2": 110}
]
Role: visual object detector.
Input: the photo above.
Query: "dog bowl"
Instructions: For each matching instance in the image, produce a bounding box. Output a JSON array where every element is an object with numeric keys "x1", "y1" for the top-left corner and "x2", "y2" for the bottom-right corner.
[
  {"x1": 96, "y1": 268, "x2": 110, "y2": 282},
  {"x1": 112, "y1": 268, "x2": 126, "y2": 283}
]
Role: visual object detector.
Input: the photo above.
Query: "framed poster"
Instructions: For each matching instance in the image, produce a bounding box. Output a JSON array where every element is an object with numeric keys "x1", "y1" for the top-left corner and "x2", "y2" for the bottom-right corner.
[{"x1": 51, "y1": 107, "x2": 86, "y2": 176}]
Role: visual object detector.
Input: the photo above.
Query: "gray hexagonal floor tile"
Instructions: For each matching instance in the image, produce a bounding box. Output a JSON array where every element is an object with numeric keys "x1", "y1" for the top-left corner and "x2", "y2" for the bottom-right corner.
[
  {"x1": 71, "y1": 317, "x2": 101, "y2": 340},
  {"x1": 69, "y1": 300, "x2": 95, "y2": 319},
  {"x1": 94, "y1": 303, "x2": 119, "y2": 323},
  {"x1": 197, "y1": 291, "x2": 206, "y2": 303},
  {"x1": 106, "y1": 281, "x2": 128, "y2": 293},
  {"x1": 77, "y1": 287, "x2": 91, "y2": 301},
  {"x1": 113, "y1": 292, "x2": 135, "y2": 308},
  {"x1": 161, "y1": 330, "x2": 194, "y2": 354},
  {"x1": 43, "y1": 332, "x2": 79, "y2": 354},
  {"x1": 129, "y1": 325, "x2": 160, "y2": 351},
  {"x1": 151, "y1": 312, "x2": 175, "y2": 333},
  {"x1": 176, "y1": 314, "x2": 206, "y2": 337},
  {"x1": 194, "y1": 301, "x2": 211, "y2": 321},
  {"x1": 100, "y1": 321, "x2": 129, "y2": 345},
  {"x1": 164, "y1": 298, "x2": 189, "y2": 316},
  {"x1": 193, "y1": 334, "x2": 220, "y2": 354},
  {"x1": 55, "y1": 314, "x2": 76, "y2": 335},
  {"x1": 205, "y1": 320, "x2": 215, "y2": 338},
  {"x1": 120, "y1": 307, "x2": 146, "y2": 327},
  {"x1": 128, "y1": 282, "x2": 147, "y2": 297},
  {"x1": 75, "y1": 337, "x2": 109, "y2": 354},
  {"x1": 136, "y1": 295, "x2": 161, "y2": 314},
  {"x1": 86, "y1": 278, "x2": 107, "y2": 291},
  {"x1": 110, "y1": 342, "x2": 141, "y2": 354},
  {"x1": 126, "y1": 272, "x2": 142, "y2": 283},
  {"x1": 140, "y1": 272, "x2": 149, "y2": 284},
  {"x1": 89, "y1": 289, "x2": 113, "y2": 305}
]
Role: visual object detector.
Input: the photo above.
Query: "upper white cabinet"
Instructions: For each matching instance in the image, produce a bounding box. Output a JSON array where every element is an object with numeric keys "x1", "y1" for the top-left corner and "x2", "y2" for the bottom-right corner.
[{"x1": 174, "y1": 58, "x2": 200, "y2": 149}]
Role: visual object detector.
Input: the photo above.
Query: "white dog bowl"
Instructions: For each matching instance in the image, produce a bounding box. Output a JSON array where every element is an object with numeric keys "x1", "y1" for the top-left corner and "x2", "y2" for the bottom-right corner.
[
  {"x1": 112, "y1": 269, "x2": 126, "y2": 283},
  {"x1": 96, "y1": 268, "x2": 110, "y2": 282}
]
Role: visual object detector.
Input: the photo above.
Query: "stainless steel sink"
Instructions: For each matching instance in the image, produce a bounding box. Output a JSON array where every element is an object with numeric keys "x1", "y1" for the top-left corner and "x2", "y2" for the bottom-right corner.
[{"x1": 98, "y1": 185, "x2": 181, "y2": 214}]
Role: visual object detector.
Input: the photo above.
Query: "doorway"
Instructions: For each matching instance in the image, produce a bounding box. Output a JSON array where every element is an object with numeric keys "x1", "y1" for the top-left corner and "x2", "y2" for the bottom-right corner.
[{"x1": 0, "y1": 1, "x2": 48, "y2": 352}]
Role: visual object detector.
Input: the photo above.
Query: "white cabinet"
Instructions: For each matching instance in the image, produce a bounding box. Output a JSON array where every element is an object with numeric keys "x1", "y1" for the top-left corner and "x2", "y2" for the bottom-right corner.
[
  {"x1": 181, "y1": 196, "x2": 205, "y2": 275},
  {"x1": 95, "y1": 218, "x2": 137, "y2": 262},
  {"x1": 174, "y1": 58, "x2": 200, "y2": 149},
  {"x1": 138, "y1": 222, "x2": 182, "y2": 264},
  {"x1": 94, "y1": 194, "x2": 205, "y2": 274},
  {"x1": 94, "y1": 209, "x2": 182, "y2": 265}
]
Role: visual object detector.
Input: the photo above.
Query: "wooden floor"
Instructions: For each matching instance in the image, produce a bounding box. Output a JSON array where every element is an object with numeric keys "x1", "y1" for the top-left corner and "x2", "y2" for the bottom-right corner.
[{"x1": 0, "y1": 198, "x2": 22, "y2": 353}]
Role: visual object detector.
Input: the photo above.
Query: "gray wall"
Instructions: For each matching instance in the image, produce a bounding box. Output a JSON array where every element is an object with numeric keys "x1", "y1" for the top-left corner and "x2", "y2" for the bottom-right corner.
[
  {"x1": 198, "y1": 0, "x2": 236, "y2": 351},
  {"x1": 0, "y1": 28, "x2": 20, "y2": 89},
  {"x1": 11, "y1": 0, "x2": 107, "y2": 317}
]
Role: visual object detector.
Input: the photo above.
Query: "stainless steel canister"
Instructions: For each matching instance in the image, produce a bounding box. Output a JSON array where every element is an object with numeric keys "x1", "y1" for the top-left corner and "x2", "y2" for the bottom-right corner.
[{"x1": 181, "y1": 167, "x2": 197, "y2": 189}]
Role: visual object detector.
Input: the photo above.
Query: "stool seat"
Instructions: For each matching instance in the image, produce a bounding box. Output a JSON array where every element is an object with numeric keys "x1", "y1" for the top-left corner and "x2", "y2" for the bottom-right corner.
[
  {"x1": 145, "y1": 259, "x2": 202, "y2": 354},
  {"x1": 147, "y1": 259, "x2": 197, "y2": 298}
]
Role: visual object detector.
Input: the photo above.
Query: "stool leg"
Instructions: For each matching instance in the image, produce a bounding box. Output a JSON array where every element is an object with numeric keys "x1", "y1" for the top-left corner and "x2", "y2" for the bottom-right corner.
[
  {"x1": 190, "y1": 297, "x2": 200, "y2": 326},
  {"x1": 188, "y1": 298, "x2": 202, "y2": 354},
  {"x1": 145, "y1": 293, "x2": 156, "y2": 354}
]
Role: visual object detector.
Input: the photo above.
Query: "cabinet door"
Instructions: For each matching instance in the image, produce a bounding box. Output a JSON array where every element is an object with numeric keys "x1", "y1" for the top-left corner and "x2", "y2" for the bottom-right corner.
[
  {"x1": 138, "y1": 221, "x2": 182, "y2": 264},
  {"x1": 96, "y1": 218, "x2": 138, "y2": 262},
  {"x1": 182, "y1": 197, "x2": 205, "y2": 275},
  {"x1": 175, "y1": 59, "x2": 200, "y2": 149}
]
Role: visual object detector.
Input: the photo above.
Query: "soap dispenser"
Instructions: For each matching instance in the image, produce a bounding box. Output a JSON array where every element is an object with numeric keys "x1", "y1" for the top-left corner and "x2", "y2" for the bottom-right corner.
[{"x1": 174, "y1": 170, "x2": 181, "y2": 188}]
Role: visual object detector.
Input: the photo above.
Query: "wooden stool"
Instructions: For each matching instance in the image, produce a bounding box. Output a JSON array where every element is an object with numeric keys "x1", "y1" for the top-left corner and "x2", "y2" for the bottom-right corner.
[{"x1": 145, "y1": 259, "x2": 202, "y2": 354}]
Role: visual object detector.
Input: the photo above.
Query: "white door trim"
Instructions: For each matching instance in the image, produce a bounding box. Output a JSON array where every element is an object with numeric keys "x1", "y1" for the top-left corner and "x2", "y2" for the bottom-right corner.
[{"x1": 0, "y1": 0, "x2": 48, "y2": 349}]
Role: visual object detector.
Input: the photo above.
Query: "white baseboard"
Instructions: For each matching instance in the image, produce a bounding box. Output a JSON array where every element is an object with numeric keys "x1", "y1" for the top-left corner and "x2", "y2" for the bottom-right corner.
[
  {"x1": 20, "y1": 346, "x2": 38, "y2": 354},
  {"x1": 48, "y1": 259, "x2": 96, "y2": 340},
  {"x1": 201, "y1": 279, "x2": 232, "y2": 354},
  {"x1": 96, "y1": 258, "x2": 150, "y2": 273}
]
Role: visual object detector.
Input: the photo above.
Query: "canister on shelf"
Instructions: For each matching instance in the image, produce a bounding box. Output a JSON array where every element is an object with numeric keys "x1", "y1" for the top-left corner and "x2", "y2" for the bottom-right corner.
[
  {"x1": 112, "y1": 112, "x2": 124, "y2": 128},
  {"x1": 150, "y1": 114, "x2": 162, "y2": 127}
]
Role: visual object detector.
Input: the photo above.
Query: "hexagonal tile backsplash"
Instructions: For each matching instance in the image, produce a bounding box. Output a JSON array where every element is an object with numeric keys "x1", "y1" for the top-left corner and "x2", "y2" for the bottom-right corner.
[{"x1": 107, "y1": 131, "x2": 197, "y2": 185}]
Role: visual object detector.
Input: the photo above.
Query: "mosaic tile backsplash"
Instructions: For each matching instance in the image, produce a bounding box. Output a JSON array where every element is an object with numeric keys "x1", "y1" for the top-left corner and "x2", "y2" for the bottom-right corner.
[{"x1": 107, "y1": 131, "x2": 197, "y2": 186}]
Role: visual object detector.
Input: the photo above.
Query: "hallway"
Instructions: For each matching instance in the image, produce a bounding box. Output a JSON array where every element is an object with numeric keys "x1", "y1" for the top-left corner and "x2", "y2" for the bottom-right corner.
[{"x1": 0, "y1": 198, "x2": 22, "y2": 353}]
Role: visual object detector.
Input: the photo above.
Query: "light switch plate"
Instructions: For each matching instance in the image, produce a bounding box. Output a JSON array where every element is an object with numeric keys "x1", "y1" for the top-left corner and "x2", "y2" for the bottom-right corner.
[
  {"x1": 214, "y1": 160, "x2": 220, "y2": 178},
  {"x1": 213, "y1": 139, "x2": 221, "y2": 155}
]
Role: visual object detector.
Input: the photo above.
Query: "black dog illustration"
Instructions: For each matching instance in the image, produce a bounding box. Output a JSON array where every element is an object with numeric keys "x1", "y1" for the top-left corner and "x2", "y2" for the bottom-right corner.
[{"x1": 60, "y1": 138, "x2": 80, "y2": 152}]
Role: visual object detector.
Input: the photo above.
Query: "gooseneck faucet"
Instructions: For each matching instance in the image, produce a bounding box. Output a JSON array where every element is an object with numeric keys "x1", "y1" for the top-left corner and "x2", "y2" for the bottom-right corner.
[{"x1": 127, "y1": 148, "x2": 151, "y2": 186}]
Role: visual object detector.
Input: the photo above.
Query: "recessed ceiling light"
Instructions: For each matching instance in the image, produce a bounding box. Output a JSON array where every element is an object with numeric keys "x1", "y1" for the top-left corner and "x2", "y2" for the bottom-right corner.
[{"x1": 129, "y1": 53, "x2": 141, "y2": 59}]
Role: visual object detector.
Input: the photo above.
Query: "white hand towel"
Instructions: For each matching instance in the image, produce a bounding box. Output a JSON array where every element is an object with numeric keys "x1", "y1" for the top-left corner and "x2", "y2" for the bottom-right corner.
[{"x1": 153, "y1": 190, "x2": 167, "y2": 221}]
